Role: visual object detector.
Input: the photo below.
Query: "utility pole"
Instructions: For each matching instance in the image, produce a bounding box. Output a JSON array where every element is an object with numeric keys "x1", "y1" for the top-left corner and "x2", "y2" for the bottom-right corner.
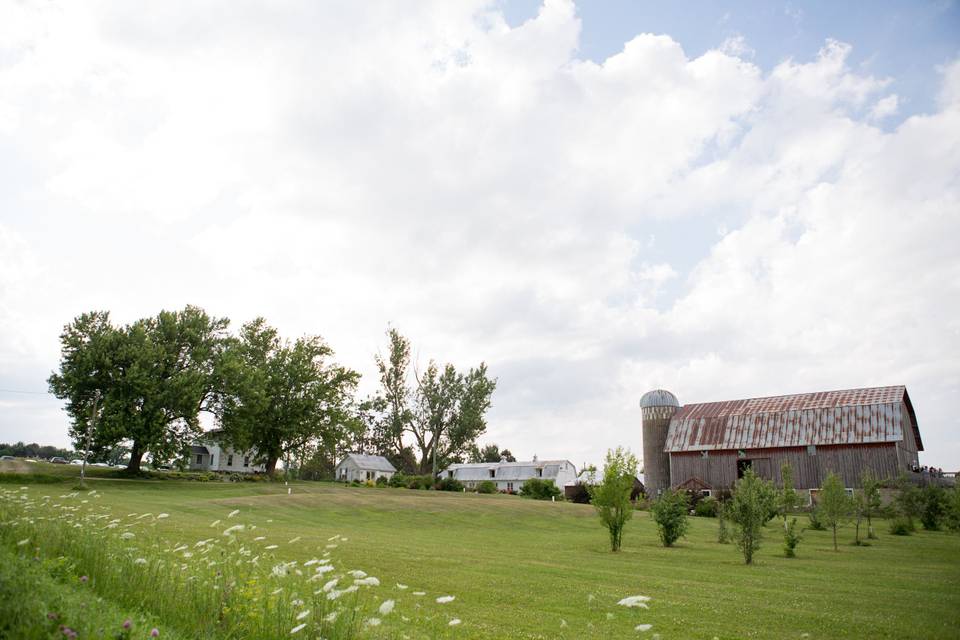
[{"x1": 79, "y1": 390, "x2": 99, "y2": 489}]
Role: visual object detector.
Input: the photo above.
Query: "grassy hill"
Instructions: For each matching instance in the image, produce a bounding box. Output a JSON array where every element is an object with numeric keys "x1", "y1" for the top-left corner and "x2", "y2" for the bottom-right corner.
[{"x1": 1, "y1": 465, "x2": 958, "y2": 639}]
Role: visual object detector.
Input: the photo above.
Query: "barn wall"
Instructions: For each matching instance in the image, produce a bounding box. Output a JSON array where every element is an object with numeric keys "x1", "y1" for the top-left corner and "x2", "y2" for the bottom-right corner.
[
  {"x1": 896, "y1": 401, "x2": 920, "y2": 470},
  {"x1": 669, "y1": 443, "x2": 900, "y2": 490}
]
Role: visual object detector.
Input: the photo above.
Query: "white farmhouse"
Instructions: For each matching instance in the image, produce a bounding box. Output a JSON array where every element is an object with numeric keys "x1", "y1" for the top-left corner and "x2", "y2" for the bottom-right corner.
[
  {"x1": 335, "y1": 453, "x2": 397, "y2": 482},
  {"x1": 188, "y1": 436, "x2": 265, "y2": 474},
  {"x1": 441, "y1": 458, "x2": 578, "y2": 493}
]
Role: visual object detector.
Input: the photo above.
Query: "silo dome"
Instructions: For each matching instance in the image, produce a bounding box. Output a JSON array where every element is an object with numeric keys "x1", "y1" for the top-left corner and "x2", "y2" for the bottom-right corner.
[{"x1": 640, "y1": 389, "x2": 679, "y2": 409}]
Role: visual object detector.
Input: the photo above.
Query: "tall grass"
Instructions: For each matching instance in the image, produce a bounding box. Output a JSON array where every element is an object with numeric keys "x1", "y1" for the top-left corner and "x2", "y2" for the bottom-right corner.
[{"x1": 0, "y1": 486, "x2": 469, "y2": 639}]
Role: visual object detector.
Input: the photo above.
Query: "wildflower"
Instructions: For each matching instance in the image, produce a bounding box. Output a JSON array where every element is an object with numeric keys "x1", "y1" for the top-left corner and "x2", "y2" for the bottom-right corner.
[
  {"x1": 134, "y1": 558, "x2": 147, "y2": 565},
  {"x1": 304, "y1": 559, "x2": 318, "y2": 566},
  {"x1": 366, "y1": 618, "x2": 381, "y2": 627},
  {"x1": 348, "y1": 570, "x2": 367, "y2": 578},
  {"x1": 265, "y1": 544, "x2": 279, "y2": 550},
  {"x1": 324, "y1": 611, "x2": 338, "y2": 623},
  {"x1": 79, "y1": 576, "x2": 88, "y2": 583},
  {"x1": 412, "y1": 591, "x2": 426, "y2": 596},
  {"x1": 47, "y1": 613, "x2": 58, "y2": 620},
  {"x1": 322, "y1": 578, "x2": 338, "y2": 592},
  {"x1": 210, "y1": 520, "x2": 221, "y2": 527},
  {"x1": 561, "y1": 620, "x2": 568, "y2": 628},
  {"x1": 16, "y1": 538, "x2": 29, "y2": 546},
  {"x1": 296, "y1": 610, "x2": 310, "y2": 621},
  {"x1": 314, "y1": 565, "x2": 334, "y2": 575},
  {"x1": 617, "y1": 596, "x2": 651, "y2": 609},
  {"x1": 288, "y1": 536, "x2": 301, "y2": 544},
  {"x1": 157, "y1": 513, "x2": 169, "y2": 519},
  {"x1": 150, "y1": 629, "x2": 159, "y2": 637},
  {"x1": 290, "y1": 623, "x2": 306, "y2": 634},
  {"x1": 396, "y1": 583, "x2": 408, "y2": 590},
  {"x1": 436, "y1": 596, "x2": 455, "y2": 604},
  {"x1": 325, "y1": 544, "x2": 338, "y2": 549},
  {"x1": 379, "y1": 599, "x2": 395, "y2": 615},
  {"x1": 607, "y1": 613, "x2": 615, "y2": 620},
  {"x1": 635, "y1": 624, "x2": 653, "y2": 632},
  {"x1": 223, "y1": 524, "x2": 245, "y2": 536},
  {"x1": 355, "y1": 577, "x2": 380, "y2": 587},
  {"x1": 228, "y1": 509, "x2": 240, "y2": 518},
  {"x1": 327, "y1": 534, "x2": 340, "y2": 541},
  {"x1": 449, "y1": 619, "x2": 462, "y2": 626},
  {"x1": 122, "y1": 620, "x2": 132, "y2": 629},
  {"x1": 291, "y1": 599, "x2": 304, "y2": 607},
  {"x1": 254, "y1": 536, "x2": 266, "y2": 541},
  {"x1": 121, "y1": 532, "x2": 135, "y2": 540}
]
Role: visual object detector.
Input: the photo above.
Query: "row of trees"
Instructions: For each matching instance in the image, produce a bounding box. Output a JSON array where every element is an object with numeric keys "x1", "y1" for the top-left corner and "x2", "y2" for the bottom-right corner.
[
  {"x1": 0, "y1": 441, "x2": 75, "y2": 460},
  {"x1": 47, "y1": 308, "x2": 499, "y2": 476},
  {"x1": 591, "y1": 449, "x2": 960, "y2": 564}
]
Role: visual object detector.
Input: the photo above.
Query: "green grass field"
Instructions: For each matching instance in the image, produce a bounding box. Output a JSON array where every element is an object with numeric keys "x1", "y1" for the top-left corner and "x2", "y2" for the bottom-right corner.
[{"x1": 2, "y1": 462, "x2": 959, "y2": 639}]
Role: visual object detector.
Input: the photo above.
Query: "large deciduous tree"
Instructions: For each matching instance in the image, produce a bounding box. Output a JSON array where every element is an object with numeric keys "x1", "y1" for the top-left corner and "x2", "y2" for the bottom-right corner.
[
  {"x1": 217, "y1": 318, "x2": 359, "y2": 476},
  {"x1": 364, "y1": 328, "x2": 497, "y2": 474},
  {"x1": 49, "y1": 306, "x2": 229, "y2": 472}
]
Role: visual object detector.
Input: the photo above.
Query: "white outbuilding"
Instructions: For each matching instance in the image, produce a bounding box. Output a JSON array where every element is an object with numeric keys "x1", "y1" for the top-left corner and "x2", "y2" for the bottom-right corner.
[
  {"x1": 335, "y1": 453, "x2": 397, "y2": 482},
  {"x1": 441, "y1": 457, "x2": 578, "y2": 493}
]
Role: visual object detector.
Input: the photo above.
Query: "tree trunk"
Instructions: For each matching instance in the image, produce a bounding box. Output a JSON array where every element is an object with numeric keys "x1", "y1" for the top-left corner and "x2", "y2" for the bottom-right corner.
[
  {"x1": 832, "y1": 525, "x2": 838, "y2": 551},
  {"x1": 266, "y1": 455, "x2": 279, "y2": 476},
  {"x1": 126, "y1": 443, "x2": 145, "y2": 474}
]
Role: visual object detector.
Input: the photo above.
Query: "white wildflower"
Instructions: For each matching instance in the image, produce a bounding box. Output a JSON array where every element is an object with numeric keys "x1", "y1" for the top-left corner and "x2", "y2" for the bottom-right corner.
[
  {"x1": 134, "y1": 558, "x2": 147, "y2": 565},
  {"x1": 304, "y1": 559, "x2": 318, "y2": 567},
  {"x1": 228, "y1": 509, "x2": 240, "y2": 518},
  {"x1": 324, "y1": 611, "x2": 338, "y2": 623},
  {"x1": 449, "y1": 619, "x2": 461, "y2": 626},
  {"x1": 265, "y1": 544, "x2": 279, "y2": 550},
  {"x1": 355, "y1": 577, "x2": 380, "y2": 587},
  {"x1": 635, "y1": 624, "x2": 653, "y2": 632},
  {"x1": 322, "y1": 578, "x2": 338, "y2": 592},
  {"x1": 288, "y1": 536, "x2": 301, "y2": 544},
  {"x1": 365, "y1": 618, "x2": 381, "y2": 627},
  {"x1": 254, "y1": 536, "x2": 266, "y2": 541},
  {"x1": 379, "y1": 599, "x2": 395, "y2": 615},
  {"x1": 325, "y1": 544, "x2": 338, "y2": 549},
  {"x1": 291, "y1": 598, "x2": 304, "y2": 607},
  {"x1": 289, "y1": 623, "x2": 306, "y2": 634},
  {"x1": 120, "y1": 532, "x2": 135, "y2": 540},
  {"x1": 223, "y1": 524, "x2": 245, "y2": 536},
  {"x1": 314, "y1": 565, "x2": 335, "y2": 575},
  {"x1": 348, "y1": 570, "x2": 367, "y2": 578},
  {"x1": 327, "y1": 534, "x2": 340, "y2": 541},
  {"x1": 396, "y1": 583, "x2": 408, "y2": 590},
  {"x1": 296, "y1": 609, "x2": 310, "y2": 620},
  {"x1": 436, "y1": 596, "x2": 455, "y2": 604},
  {"x1": 617, "y1": 595, "x2": 651, "y2": 609},
  {"x1": 16, "y1": 538, "x2": 29, "y2": 546},
  {"x1": 561, "y1": 620, "x2": 568, "y2": 628},
  {"x1": 210, "y1": 519, "x2": 221, "y2": 527},
  {"x1": 412, "y1": 591, "x2": 426, "y2": 596},
  {"x1": 157, "y1": 513, "x2": 169, "y2": 519}
]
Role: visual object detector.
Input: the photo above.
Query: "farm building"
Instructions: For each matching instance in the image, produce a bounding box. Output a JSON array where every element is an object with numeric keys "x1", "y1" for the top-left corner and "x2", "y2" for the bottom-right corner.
[
  {"x1": 641, "y1": 385, "x2": 923, "y2": 496},
  {"x1": 335, "y1": 453, "x2": 397, "y2": 483},
  {"x1": 188, "y1": 435, "x2": 265, "y2": 474},
  {"x1": 442, "y1": 457, "x2": 578, "y2": 493}
]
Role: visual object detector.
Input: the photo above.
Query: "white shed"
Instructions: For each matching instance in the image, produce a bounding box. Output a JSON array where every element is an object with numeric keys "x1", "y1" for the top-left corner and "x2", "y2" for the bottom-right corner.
[
  {"x1": 336, "y1": 453, "x2": 397, "y2": 482},
  {"x1": 441, "y1": 458, "x2": 578, "y2": 494}
]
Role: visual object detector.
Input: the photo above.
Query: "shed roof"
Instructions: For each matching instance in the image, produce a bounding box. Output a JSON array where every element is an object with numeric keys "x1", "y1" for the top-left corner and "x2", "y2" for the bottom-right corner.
[
  {"x1": 339, "y1": 453, "x2": 396, "y2": 473},
  {"x1": 443, "y1": 460, "x2": 574, "y2": 482},
  {"x1": 665, "y1": 385, "x2": 922, "y2": 453}
]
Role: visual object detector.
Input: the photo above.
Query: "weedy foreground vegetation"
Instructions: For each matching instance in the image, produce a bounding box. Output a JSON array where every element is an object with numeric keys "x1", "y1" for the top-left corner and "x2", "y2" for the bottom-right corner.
[{"x1": 1, "y1": 471, "x2": 959, "y2": 639}]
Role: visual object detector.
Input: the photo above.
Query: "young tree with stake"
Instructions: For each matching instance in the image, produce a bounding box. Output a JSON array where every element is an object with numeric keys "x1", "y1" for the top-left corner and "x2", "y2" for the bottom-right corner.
[
  {"x1": 727, "y1": 468, "x2": 777, "y2": 564},
  {"x1": 589, "y1": 447, "x2": 638, "y2": 552},
  {"x1": 818, "y1": 472, "x2": 852, "y2": 551}
]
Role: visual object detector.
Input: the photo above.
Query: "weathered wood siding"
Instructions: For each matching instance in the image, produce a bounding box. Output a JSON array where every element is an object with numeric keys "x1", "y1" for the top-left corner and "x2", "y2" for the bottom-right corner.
[
  {"x1": 669, "y1": 442, "x2": 901, "y2": 490},
  {"x1": 895, "y1": 400, "x2": 920, "y2": 469}
]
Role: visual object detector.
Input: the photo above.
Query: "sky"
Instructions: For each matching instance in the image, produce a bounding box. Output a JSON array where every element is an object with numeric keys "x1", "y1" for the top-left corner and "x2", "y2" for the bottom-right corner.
[{"x1": 0, "y1": 0, "x2": 958, "y2": 471}]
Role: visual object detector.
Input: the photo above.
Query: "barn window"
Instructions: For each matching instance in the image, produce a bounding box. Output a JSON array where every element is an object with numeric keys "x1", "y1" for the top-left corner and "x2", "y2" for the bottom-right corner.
[
  {"x1": 736, "y1": 459, "x2": 752, "y2": 478},
  {"x1": 807, "y1": 445, "x2": 817, "y2": 456},
  {"x1": 700, "y1": 451, "x2": 709, "y2": 458},
  {"x1": 701, "y1": 489, "x2": 712, "y2": 498},
  {"x1": 196, "y1": 454, "x2": 203, "y2": 464}
]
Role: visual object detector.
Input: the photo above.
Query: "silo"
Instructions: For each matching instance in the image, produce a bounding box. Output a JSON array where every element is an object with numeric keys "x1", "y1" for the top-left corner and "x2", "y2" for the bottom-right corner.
[{"x1": 640, "y1": 389, "x2": 679, "y2": 497}]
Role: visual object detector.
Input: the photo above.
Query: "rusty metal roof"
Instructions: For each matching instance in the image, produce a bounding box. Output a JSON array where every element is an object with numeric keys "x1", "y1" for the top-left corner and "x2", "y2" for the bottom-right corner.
[{"x1": 664, "y1": 385, "x2": 922, "y2": 452}]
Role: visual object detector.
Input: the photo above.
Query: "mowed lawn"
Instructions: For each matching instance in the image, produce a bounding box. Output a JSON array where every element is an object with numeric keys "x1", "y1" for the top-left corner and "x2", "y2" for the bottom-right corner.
[{"x1": 6, "y1": 467, "x2": 960, "y2": 639}]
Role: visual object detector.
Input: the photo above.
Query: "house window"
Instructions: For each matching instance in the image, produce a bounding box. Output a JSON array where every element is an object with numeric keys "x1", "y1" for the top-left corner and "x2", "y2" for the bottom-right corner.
[
  {"x1": 507, "y1": 482, "x2": 514, "y2": 492},
  {"x1": 448, "y1": 471, "x2": 453, "y2": 478},
  {"x1": 536, "y1": 468, "x2": 543, "y2": 477},
  {"x1": 227, "y1": 454, "x2": 234, "y2": 466},
  {"x1": 196, "y1": 454, "x2": 203, "y2": 464},
  {"x1": 366, "y1": 471, "x2": 374, "y2": 481},
  {"x1": 488, "y1": 469, "x2": 495, "y2": 478},
  {"x1": 701, "y1": 489, "x2": 712, "y2": 498},
  {"x1": 243, "y1": 456, "x2": 250, "y2": 467}
]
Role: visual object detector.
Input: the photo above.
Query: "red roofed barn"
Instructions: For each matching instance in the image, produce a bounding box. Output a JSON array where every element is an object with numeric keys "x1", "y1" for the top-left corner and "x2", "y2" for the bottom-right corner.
[{"x1": 641, "y1": 386, "x2": 922, "y2": 496}]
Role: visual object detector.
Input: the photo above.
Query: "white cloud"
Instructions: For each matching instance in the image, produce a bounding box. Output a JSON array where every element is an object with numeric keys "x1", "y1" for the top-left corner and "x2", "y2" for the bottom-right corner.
[{"x1": 0, "y1": 1, "x2": 956, "y2": 469}]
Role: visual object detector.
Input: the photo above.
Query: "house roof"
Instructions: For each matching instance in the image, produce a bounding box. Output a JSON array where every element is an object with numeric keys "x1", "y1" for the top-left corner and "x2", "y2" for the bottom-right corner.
[
  {"x1": 190, "y1": 445, "x2": 210, "y2": 455},
  {"x1": 339, "y1": 453, "x2": 396, "y2": 473},
  {"x1": 665, "y1": 385, "x2": 922, "y2": 453},
  {"x1": 443, "y1": 460, "x2": 575, "y2": 482}
]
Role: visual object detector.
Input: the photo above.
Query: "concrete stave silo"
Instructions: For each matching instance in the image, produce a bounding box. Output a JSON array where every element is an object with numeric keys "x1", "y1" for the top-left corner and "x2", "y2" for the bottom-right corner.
[{"x1": 640, "y1": 389, "x2": 679, "y2": 497}]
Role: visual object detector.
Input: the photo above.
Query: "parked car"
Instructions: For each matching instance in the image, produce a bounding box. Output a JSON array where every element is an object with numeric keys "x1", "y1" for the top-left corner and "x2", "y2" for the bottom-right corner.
[
  {"x1": 69, "y1": 459, "x2": 83, "y2": 465},
  {"x1": 50, "y1": 457, "x2": 68, "y2": 464},
  {"x1": 91, "y1": 462, "x2": 111, "y2": 467},
  {"x1": 0, "y1": 455, "x2": 15, "y2": 461}
]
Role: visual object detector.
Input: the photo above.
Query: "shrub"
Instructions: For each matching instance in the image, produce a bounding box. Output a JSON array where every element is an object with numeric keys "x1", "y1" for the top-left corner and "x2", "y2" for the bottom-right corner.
[
  {"x1": 946, "y1": 486, "x2": 960, "y2": 533},
  {"x1": 651, "y1": 489, "x2": 690, "y2": 547},
  {"x1": 435, "y1": 477, "x2": 464, "y2": 492},
  {"x1": 783, "y1": 517, "x2": 802, "y2": 557},
  {"x1": 476, "y1": 480, "x2": 497, "y2": 494},
  {"x1": 405, "y1": 475, "x2": 434, "y2": 490},
  {"x1": 565, "y1": 483, "x2": 591, "y2": 504},
  {"x1": 589, "y1": 447, "x2": 638, "y2": 552},
  {"x1": 808, "y1": 507, "x2": 826, "y2": 531},
  {"x1": 920, "y1": 485, "x2": 947, "y2": 531},
  {"x1": 375, "y1": 475, "x2": 388, "y2": 487},
  {"x1": 889, "y1": 516, "x2": 913, "y2": 536},
  {"x1": 694, "y1": 497, "x2": 718, "y2": 518},
  {"x1": 519, "y1": 478, "x2": 561, "y2": 500},
  {"x1": 717, "y1": 501, "x2": 731, "y2": 544},
  {"x1": 388, "y1": 473, "x2": 407, "y2": 488}
]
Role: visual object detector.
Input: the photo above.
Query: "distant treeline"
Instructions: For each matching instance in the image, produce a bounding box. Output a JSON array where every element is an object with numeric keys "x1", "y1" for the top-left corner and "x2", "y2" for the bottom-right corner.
[
  {"x1": 47, "y1": 307, "x2": 503, "y2": 476},
  {"x1": 0, "y1": 442, "x2": 74, "y2": 460}
]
